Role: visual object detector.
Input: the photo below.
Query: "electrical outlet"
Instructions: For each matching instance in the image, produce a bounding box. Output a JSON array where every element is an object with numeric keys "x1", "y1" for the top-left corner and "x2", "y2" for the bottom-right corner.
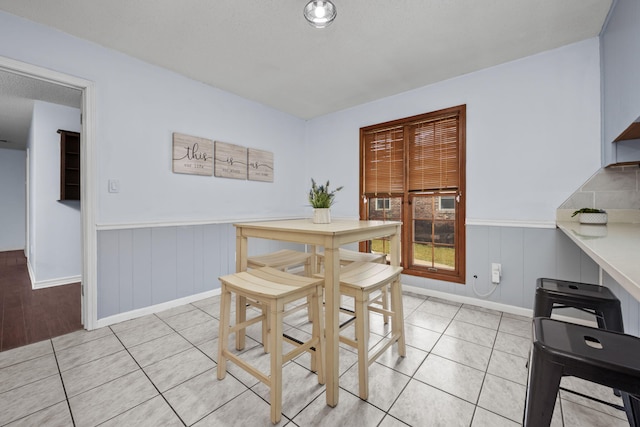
[{"x1": 491, "y1": 263, "x2": 501, "y2": 284}]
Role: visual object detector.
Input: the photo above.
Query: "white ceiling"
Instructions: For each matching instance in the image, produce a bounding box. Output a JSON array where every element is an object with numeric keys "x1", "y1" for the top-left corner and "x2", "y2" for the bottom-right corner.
[{"x1": 0, "y1": 0, "x2": 612, "y2": 149}]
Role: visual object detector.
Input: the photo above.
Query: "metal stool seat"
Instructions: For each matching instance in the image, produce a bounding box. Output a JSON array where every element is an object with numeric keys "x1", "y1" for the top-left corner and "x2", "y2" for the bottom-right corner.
[
  {"x1": 524, "y1": 317, "x2": 640, "y2": 426},
  {"x1": 534, "y1": 278, "x2": 624, "y2": 332}
]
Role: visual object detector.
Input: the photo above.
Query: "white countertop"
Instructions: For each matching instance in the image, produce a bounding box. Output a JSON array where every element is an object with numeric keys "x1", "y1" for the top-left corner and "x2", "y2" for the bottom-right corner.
[{"x1": 556, "y1": 221, "x2": 640, "y2": 301}]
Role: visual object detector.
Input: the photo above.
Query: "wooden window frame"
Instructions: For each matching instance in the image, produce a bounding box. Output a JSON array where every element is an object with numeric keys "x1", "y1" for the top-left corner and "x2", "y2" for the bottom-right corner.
[{"x1": 359, "y1": 105, "x2": 466, "y2": 283}]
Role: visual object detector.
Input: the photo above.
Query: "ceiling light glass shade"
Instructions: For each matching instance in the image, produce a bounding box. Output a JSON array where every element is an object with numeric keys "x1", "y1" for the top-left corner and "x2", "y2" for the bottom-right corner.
[{"x1": 304, "y1": 0, "x2": 337, "y2": 28}]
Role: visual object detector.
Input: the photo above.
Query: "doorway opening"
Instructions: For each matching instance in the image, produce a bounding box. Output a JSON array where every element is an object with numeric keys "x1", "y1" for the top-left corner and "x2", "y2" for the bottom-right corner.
[{"x1": 0, "y1": 56, "x2": 96, "y2": 350}]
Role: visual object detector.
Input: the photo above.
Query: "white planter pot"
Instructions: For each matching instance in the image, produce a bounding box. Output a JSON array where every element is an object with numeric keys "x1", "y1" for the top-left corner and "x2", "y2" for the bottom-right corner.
[
  {"x1": 579, "y1": 212, "x2": 607, "y2": 225},
  {"x1": 313, "y1": 208, "x2": 331, "y2": 224}
]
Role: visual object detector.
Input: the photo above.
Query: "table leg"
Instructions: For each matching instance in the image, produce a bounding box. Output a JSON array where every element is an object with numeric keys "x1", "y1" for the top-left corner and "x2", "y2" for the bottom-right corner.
[
  {"x1": 324, "y1": 246, "x2": 340, "y2": 407},
  {"x1": 236, "y1": 229, "x2": 248, "y2": 349},
  {"x1": 390, "y1": 225, "x2": 401, "y2": 267}
]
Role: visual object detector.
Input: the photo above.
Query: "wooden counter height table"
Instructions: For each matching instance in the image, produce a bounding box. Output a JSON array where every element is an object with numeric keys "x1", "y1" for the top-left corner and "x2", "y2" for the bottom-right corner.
[{"x1": 233, "y1": 218, "x2": 402, "y2": 407}]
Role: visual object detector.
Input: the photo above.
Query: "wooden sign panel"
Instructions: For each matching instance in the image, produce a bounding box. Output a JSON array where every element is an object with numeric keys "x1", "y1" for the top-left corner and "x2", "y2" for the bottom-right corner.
[
  {"x1": 248, "y1": 148, "x2": 274, "y2": 182},
  {"x1": 214, "y1": 141, "x2": 247, "y2": 179},
  {"x1": 172, "y1": 133, "x2": 213, "y2": 176}
]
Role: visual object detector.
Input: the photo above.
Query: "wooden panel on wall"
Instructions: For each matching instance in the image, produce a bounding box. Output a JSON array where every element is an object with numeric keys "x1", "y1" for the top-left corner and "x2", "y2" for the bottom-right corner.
[
  {"x1": 464, "y1": 225, "x2": 492, "y2": 298},
  {"x1": 95, "y1": 223, "x2": 622, "y2": 327},
  {"x1": 556, "y1": 232, "x2": 584, "y2": 281},
  {"x1": 214, "y1": 141, "x2": 247, "y2": 179},
  {"x1": 605, "y1": 271, "x2": 640, "y2": 337},
  {"x1": 97, "y1": 223, "x2": 240, "y2": 320},
  {"x1": 151, "y1": 227, "x2": 178, "y2": 305},
  {"x1": 499, "y1": 228, "x2": 525, "y2": 307},
  {"x1": 523, "y1": 228, "x2": 557, "y2": 310},
  {"x1": 172, "y1": 133, "x2": 213, "y2": 176},
  {"x1": 118, "y1": 230, "x2": 134, "y2": 313},
  {"x1": 176, "y1": 226, "x2": 196, "y2": 298},
  {"x1": 97, "y1": 232, "x2": 120, "y2": 319},
  {"x1": 192, "y1": 226, "x2": 205, "y2": 294},
  {"x1": 247, "y1": 148, "x2": 274, "y2": 182},
  {"x1": 132, "y1": 228, "x2": 152, "y2": 309}
]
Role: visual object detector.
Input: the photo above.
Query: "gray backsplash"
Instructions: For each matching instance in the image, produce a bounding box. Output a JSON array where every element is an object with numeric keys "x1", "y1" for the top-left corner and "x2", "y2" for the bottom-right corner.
[{"x1": 559, "y1": 165, "x2": 640, "y2": 210}]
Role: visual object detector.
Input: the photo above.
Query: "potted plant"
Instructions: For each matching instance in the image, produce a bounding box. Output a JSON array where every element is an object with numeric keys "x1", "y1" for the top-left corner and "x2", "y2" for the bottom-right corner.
[
  {"x1": 571, "y1": 208, "x2": 607, "y2": 225},
  {"x1": 308, "y1": 178, "x2": 343, "y2": 224}
]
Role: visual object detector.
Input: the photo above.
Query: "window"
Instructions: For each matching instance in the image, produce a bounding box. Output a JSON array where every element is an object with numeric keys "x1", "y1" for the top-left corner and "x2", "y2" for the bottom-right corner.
[
  {"x1": 359, "y1": 105, "x2": 466, "y2": 283},
  {"x1": 375, "y1": 198, "x2": 390, "y2": 211},
  {"x1": 439, "y1": 196, "x2": 455, "y2": 211}
]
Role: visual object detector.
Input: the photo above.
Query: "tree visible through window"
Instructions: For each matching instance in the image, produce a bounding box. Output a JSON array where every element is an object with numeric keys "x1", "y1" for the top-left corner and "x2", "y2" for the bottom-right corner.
[{"x1": 359, "y1": 105, "x2": 466, "y2": 283}]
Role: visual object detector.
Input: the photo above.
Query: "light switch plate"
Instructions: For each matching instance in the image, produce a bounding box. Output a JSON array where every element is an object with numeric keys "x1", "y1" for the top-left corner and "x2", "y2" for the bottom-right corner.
[{"x1": 108, "y1": 179, "x2": 120, "y2": 193}]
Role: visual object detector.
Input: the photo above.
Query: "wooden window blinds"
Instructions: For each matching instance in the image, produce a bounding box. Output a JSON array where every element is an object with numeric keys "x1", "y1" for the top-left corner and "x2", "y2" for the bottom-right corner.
[{"x1": 362, "y1": 107, "x2": 462, "y2": 194}]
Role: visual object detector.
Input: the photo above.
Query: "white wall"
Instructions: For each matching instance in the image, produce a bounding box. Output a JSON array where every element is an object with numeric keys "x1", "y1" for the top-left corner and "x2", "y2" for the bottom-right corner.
[
  {"x1": 305, "y1": 38, "x2": 602, "y2": 224},
  {"x1": 601, "y1": 0, "x2": 640, "y2": 165},
  {"x1": 0, "y1": 10, "x2": 607, "y2": 319},
  {"x1": 0, "y1": 148, "x2": 26, "y2": 251},
  {"x1": 0, "y1": 11, "x2": 308, "y2": 227},
  {"x1": 27, "y1": 101, "x2": 81, "y2": 285}
]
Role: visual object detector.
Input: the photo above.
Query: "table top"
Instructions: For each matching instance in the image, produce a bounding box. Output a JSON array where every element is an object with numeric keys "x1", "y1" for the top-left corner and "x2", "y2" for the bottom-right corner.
[
  {"x1": 557, "y1": 221, "x2": 640, "y2": 301},
  {"x1": 233, "y1": 218, "x2": 401, "y2": 235}
]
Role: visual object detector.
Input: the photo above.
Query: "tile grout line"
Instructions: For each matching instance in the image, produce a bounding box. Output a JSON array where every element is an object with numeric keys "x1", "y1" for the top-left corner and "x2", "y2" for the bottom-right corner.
[
  {"x1": 106, "y1": 324, "x2": 189, "y2": 426},
  {"x1": 52, "y1": 338, "x2": 77, "y2": 427}
]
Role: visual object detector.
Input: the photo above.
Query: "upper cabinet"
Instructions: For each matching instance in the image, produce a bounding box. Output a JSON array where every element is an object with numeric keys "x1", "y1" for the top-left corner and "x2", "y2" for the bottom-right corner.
[
  {"x1": 58, "y1": 129, "x2": 80, "y2": 201},
  {"x1": 601, "y1": 1, "x2": 640, "y2": 166},
  {"x1": 614, "y1": 120, "x2": 640, "y2": 142}
]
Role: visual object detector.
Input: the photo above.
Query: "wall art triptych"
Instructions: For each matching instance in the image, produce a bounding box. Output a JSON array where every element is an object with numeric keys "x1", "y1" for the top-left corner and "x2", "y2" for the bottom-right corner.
[{"x1": 172, "y1": 133, "x2": 273, "y2": 182}]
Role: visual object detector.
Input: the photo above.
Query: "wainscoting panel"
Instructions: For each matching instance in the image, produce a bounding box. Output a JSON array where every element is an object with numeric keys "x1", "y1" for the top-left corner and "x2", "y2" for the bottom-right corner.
[
  {"x1": 97, "y1": 223, "x2": 306, "y2": 321},
  {"x1": 499, "y1": 227, "x2": 525, "y2": 307},
  {"x1": 117, "y1": 229, "x2": 134, "y2": 313},
  {"x1": 604, "y1": 271, "x2": 640, "y2": 337},
  {"x1": 132, "y1": 228, "x2": 153, "y2": 309},
  {"x1": 523, "y1": 227, "x2": 557, "y2": 310},
  {"x1": 151, "y1": 227, "x2": 179, "y2": 305},
  {"x1": 98, "y1": 222, "x2": 638, "y2": 336},
  {"x1": 403, "y1": 226, "x2": 599, "y2": 312}
]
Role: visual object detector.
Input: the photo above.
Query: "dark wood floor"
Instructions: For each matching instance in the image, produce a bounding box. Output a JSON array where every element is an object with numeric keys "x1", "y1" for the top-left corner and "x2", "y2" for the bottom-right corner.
[{"x1": 0, "y1": 250, "x2": 82, "y2": 352}]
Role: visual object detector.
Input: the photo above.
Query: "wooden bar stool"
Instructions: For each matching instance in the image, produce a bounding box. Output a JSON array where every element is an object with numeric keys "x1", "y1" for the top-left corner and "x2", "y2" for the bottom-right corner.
[
  {"x1": 524, "y1": 317, "x2": 640, "y2": 427},
  {"x1": 336, "y1": 261, "x2": 404, "y2": 400},
  {"x1": 316, "y1": 247, "x2": 387, "y2": 269},
  {"x1": 248, "y1": 249, "x2": 314, "y2": 335},
  {"x1": 217, "y1": 267, "x2": 325, "y2": 424},
  {"x1": 317, "y1": 248, "x2": 391, "y2": 323},
  {"x1": 247, "y1": 249, "x2": 312, "y2": 276}
]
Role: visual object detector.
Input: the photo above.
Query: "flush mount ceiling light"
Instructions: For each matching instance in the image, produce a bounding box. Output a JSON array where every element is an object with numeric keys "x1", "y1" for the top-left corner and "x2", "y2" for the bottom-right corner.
[{"x1": 303, "y1": 0, "x2": 337, "y2": 28}]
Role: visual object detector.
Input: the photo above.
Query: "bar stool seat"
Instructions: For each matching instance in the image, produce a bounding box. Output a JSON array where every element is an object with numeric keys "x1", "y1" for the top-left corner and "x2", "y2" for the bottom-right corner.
[
  {"x1": 248, "y1": 249, "x2": 312, "y2": 276},
  {"x1": 524, "y1": 317, "x2": 640, "y2": 427},
  {"x1": 317, "y1": 248, "x2": 391, "y2": 323},
  {"x1": 217, "y1": 267, "x2": 325, "y2": 424},
  {"x1": 534, "y1": 278, "x2": 624, "y2": 332},
  {"x1": 316, "y1": 248, "x2": 387, "y2": 266},
  {"x1": 336, "y1": 261, "x2": 405, "y2": 400}
]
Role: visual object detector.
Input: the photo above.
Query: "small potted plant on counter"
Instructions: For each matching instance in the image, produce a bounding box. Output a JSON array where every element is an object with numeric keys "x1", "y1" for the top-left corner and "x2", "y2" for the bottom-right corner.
[
  {"x1": 571, "y1": 208, "x2": 607, "y2": 225},
  {"x1": 309, "y1": 178, "x2": 343, "y2": 224}
]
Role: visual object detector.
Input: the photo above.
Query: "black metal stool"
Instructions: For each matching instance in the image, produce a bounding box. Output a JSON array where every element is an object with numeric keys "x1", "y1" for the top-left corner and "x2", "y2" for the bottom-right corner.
[
  {"x1": 534, "y1": 278, "x2": 624, "y2": 333},
  {"x1": 524, "y1": 317, "x2": 640, "y2": 426}
]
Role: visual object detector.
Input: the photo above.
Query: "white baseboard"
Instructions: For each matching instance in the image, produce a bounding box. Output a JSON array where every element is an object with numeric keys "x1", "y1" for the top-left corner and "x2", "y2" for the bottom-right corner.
[
  {"x1": 402, "y1": 284, "x2": 533, "y2": 317},
  {"x1": 94, "y1": 288, "x2": 222, "y2": 329},
  {"x1": 32, "y1": 275, "x2": 82, "y2": 289},
  {"x1": 402, "y1": 283, "x2": 599, "y2": 327},
  {"x1": 92, "y1": 282, "x2": 598, "y2": 331},
  {"x1": 27, "y1": 257, "x2": 81, "y2": 289}
]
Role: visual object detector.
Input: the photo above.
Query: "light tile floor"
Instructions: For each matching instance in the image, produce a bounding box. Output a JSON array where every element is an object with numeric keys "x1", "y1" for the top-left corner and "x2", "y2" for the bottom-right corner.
[{"x1": 0, "y1": 292, "x2": 630, "y2": 426}]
